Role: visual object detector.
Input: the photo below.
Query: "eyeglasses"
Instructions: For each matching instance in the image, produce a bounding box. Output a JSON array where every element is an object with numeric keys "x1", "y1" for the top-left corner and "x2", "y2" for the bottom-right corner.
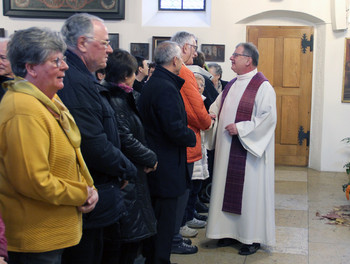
[
  {"x1": 86, "y1": 37, "x2": 111, "y2": 48},
  {"x1": 186, "y1": 43, "x2": 198, "y2": 51},
  {"x1": 232, "y1": 53, "x2": 251, "y2": 58},
  {"x1": 52, "y1": 56, "x2": 67, "y2": 68}
]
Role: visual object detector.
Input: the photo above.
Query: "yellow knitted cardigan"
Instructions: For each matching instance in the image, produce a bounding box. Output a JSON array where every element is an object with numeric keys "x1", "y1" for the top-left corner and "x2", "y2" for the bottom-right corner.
[{"x1": 0, "y1": 78, "x2": 91, "y2": 252}]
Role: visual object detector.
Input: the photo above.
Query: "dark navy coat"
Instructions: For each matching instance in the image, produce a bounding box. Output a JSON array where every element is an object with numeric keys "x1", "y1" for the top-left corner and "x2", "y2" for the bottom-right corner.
[
  {"x1": 138, "y1": 65, "x2": 196, "y2": 198},
  {"x1": 58, "y1": 50, "x2": 137, "y2": 228}
]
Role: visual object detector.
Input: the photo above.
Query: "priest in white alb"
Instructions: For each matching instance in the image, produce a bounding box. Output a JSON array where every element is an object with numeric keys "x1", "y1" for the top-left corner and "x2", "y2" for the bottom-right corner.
[{"x1": 205, "y1": 42, "x2": 277, "y2": 255}]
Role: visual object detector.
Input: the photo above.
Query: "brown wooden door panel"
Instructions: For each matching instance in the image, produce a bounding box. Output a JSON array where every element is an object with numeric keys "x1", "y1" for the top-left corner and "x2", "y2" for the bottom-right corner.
[
  {"x1": 247, "y1": 26, "x2": 313, "y2": 166},
  {"x1": 281, "y1": 95, "x2": 299, "y2": 144},
  {"x1": 283, "y1": 38, "x2": 301, "y2": 87}
]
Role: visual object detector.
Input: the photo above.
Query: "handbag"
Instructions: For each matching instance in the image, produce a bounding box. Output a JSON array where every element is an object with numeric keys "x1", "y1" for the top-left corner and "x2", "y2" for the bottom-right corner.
[{"x1": 83, "y1": 183, "x2": 127, "y2": 229}]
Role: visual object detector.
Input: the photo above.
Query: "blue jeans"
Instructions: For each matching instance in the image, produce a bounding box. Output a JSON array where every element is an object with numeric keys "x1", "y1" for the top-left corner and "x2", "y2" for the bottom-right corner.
[
  {"x1": 8, "y1": 249, "x2": 64, "y2": 264},
  {"x1": 185, "y1": 179, "x2": 203, "y2": 221}
]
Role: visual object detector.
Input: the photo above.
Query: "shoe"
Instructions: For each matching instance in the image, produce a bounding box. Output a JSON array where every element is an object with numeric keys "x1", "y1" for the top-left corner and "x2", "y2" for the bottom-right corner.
[
  {"x1": 186, "y1": 218, "x2": 206, "y2": 228},
  {"x1": 180, "y1": 225, "x2": 198, "y2": 238},
  {"x1": 238, "y1": 243, "x2": 260, "y2": 255},
  {"x1": 194, "y1": 210, "x2": 208, "y2": 221},
  {"x1": 183, "y1": 237, "x2": 192, "y2": 245},
  {"x1": 171, "y1": 241, "x2": 198, "y2": 254},
  {"x1": 217, "y1": 238, "x2": 239, "y2": 247},
  {"x1": 195, "y1": 200, "x2": 209, "y2": 213}
]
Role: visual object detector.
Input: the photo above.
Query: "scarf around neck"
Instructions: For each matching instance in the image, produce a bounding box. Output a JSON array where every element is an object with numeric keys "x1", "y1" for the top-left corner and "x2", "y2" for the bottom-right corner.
[
  {"x1": 4, "y1": 77, "x2": 94, "y2": 187},
  {"x1": 111, "y1": 82, "x2": 133, "y2": 93}
]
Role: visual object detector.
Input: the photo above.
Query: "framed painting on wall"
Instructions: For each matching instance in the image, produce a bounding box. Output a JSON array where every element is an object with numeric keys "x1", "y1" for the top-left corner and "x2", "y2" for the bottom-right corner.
[
  {"x1": 343, "y1": 38, "x2": 350, "y2": 102},
  {"x1": 3, "y1": 0, "x2": 125, "y2": 20},
  {"x1": 152, "y1": 36, "x2": 170, "y2": 61},
  {"x1": 201, "y1": 44, "x2": 225, "y2": 62},
  {"x1": 109, "y1": 33, "x2": 119, "y2": 50},
  {"x1": 130, "y1": 43, "x2": 149, "y2": 60}
]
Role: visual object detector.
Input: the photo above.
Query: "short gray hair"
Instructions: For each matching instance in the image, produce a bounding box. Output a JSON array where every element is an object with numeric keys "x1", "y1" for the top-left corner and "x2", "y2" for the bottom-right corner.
[
  {"x1": 208, "y1": 63, "x2": 223, "y2": 78},
  {"x1": 7, "y1": 27, "x2": 66, "y2": 78},
  {"x1": 61, "y1": 13, "x2": 103, "y2": 48},
  {"x1": 236, "y1": 42, "x2": 259, "y2": 66},
  {"x1": 170, "y1": 31, "x2": 196, "y2": 48},
  {"x1": 154, "y1": 41, "x2": 181, "y2": 66},
  {"x1": 194, "y1": 73, "x2": 205, "y2": 84}
]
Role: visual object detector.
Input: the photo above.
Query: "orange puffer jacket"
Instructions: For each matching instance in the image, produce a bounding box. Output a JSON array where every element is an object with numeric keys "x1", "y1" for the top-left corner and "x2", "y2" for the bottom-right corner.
[{"x1": 179, "y1": 65, "x2": 212, "y2": 163}]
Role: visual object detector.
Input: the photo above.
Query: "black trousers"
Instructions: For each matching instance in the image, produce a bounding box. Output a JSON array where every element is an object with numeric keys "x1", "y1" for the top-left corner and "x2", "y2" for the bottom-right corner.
[
  {"x1": 9, "y1": 249, "x2": 64, "y2": 264},
  {"x1": 62, "y1": 228, "x2": 104, "y2": 264},
  {"x1": 144, "y1": 197, "x2": 177, "y2": 264},
  {"x1": 62, "y1": 225, "x2": 123, "y2": 264}
]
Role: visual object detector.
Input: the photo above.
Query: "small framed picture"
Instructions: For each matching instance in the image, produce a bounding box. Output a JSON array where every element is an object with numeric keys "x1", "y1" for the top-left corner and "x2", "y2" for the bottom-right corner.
[
  {"x1": 343, "y1": 38, "x2": 350, "y2": 102},
  {"x1": 201, "y1": 44, "x2": 225, "y2": 62},
  {"x1": 109, "y1": 33, "x2": 119, "y2": 50},
  {"x1": 130, "y1": 43, "x2": 149, "y2": 60},
  {"x1": 152, "y1": 36, "x2": 171, "y2": 61}
]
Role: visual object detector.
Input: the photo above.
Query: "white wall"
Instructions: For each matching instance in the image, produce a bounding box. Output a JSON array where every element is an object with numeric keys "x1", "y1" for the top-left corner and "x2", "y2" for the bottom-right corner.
[{"x1": 1, "y1": 0, "x2": 350, "y2": 172}]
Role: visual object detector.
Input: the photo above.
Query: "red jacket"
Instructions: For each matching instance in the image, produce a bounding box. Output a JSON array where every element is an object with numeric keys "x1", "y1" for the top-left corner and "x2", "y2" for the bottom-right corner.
[
  {"x1": 0, "y1": 214, "x2": 7, "y2": 261},
  {"x1": 179, "y1": 65, "x2": 211, "y2": 163}
]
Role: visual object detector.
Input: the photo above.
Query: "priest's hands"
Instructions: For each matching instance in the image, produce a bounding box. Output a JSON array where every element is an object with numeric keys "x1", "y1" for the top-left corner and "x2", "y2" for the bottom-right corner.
[{"x1": 225, "y1": 123, "x2": 238, "y2": 136}]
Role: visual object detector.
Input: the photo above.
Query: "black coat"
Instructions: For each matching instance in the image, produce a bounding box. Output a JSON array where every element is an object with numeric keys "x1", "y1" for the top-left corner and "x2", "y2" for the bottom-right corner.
[
  {"x1": 103, "y1": 81, "x2": 157, "y2": 242},
  {"x1": 220, "y1": 79, "x2": 229, "y2": 89},
  {"x1": 58, "y1": 50, "x2": 137, "y2": 228},
  {"x1": 138, "y1": 65, "x2": 196, "y2": 198},
  {"x1": 202, "y1": 75, "x2": 219, "y2": 111}
]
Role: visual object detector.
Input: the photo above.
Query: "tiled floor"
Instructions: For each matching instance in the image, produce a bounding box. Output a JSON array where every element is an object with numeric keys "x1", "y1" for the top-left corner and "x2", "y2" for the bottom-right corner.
[{"x1": 170, "y1": 166, "x2": 350, "y2": 264}]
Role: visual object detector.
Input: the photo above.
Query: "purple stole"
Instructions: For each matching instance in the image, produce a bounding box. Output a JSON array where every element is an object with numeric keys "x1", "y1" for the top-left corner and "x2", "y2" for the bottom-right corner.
[{"x1": 219, "y1": 72, "x2": 267, "y2": 214}]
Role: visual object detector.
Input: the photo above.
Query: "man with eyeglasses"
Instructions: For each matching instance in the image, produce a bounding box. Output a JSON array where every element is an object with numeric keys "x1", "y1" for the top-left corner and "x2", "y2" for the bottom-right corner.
[
  {"x1": 138, "y1": 40, "x2": 196, "y2": 264},
  {"x1": 0, "y1": 38, "x2": 14, "y2": 101},
  {"x1": 170, "y1": 31, "x2": 213, "y2": 255},
  {"x1": 58, "y1": 13, "x2": 137, "y2": 264},
  {"x1": 205, "y1": 42, "x2": 277, "y2": 255}
]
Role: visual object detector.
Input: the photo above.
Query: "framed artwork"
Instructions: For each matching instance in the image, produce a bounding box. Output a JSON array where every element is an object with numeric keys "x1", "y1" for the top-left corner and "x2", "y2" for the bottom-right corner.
[
  {"x1": 152, "y1": 36, "x2": 170, "y2": 61},
  {"x1": 130, "y1": 43, "x2": 149, "y2": 60},
  {"x1": 0, "y1": 28, "x2": 4, "y2": 37},
  {"x1": 341, "y1": 38, "x2": 350, "y2": 103},
  {"x1": 201, "y1": 44, "x2": 225, "y2": 62},
  {"x1": 109, "y1": 33, "x2": 119, "y2": 50},
  {"x1": 343, "y1": 38, "x2": 350, "y2": 102},
  {"x1": 3, "y1": 0, "x2": 125, "y2": 20}
]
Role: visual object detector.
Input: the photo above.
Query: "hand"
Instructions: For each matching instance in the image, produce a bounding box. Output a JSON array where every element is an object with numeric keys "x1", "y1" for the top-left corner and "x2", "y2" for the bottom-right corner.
[
  {"x1": 225, "y1": 123, "x2": 238, "y2": 136},
  {"x1": 209, "y1": 113, "x2": 216, "y2": 120},
  {"x1": 144, "y1": 162, "x2": 158, "y2": 173},
  {"x1": 78, "y1": 186, "x2": 99, "y2": 213},
  {"x1": 144, "y1": 167, "x2": 153, "y2": 173},
  {"x1": 0, "y1": 257, "x2": 7, "y2": 264},
  {"x1": 120, "y1": 180, "x2": 129, "y2": 190}
]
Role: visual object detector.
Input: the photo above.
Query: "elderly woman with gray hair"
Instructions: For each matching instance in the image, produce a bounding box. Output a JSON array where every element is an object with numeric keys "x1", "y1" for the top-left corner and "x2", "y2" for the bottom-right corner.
[
  {"x1": 207, "y1": 62, "x2": 228, "y2": 93},
  {"x1": 0, "y1": 27, "x2": 98, "y2": 264}
]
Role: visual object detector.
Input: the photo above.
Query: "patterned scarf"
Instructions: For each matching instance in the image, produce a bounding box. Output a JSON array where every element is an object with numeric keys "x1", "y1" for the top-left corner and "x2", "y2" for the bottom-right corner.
[{"x1": 4, "y1": 77, "x2": 94, "y2": 187}]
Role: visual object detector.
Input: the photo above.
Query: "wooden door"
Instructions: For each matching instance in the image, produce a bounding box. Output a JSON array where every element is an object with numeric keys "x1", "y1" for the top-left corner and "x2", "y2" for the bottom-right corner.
[{"x1": 247, "y1": 26, "x2": 313, "y2": 166}]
